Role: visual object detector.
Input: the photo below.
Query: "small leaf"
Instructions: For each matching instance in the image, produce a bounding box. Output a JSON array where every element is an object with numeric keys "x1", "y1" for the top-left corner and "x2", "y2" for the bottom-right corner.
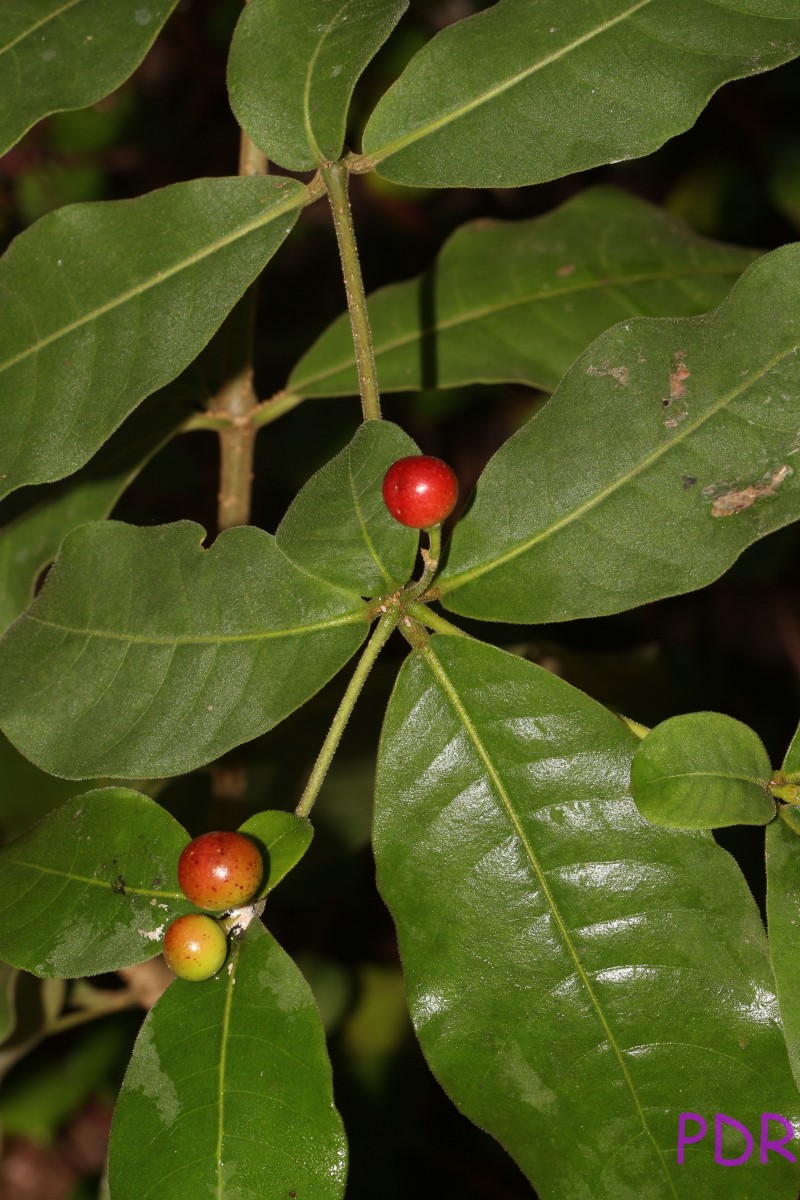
[
  {"x1": 276, "y1": 420, "x2": 419, "y2": 594},
  {"x1": 289, "y1": 188, "x2": 755, "y2": 400},
  {"x1": 228, "y1": 0, "x2": 407, "y2": 170},
  {"x1": 362, "y1": 0, "x2": 800, "y2": 187},
  {"x1": 374, "y1": 636, "x2": 800, "y2": 1198},
  {"x1": 0, "y1": 521, "x2": 368, "y2": 779},
  {"x1": 0, "y1": 1, "x2": 179, "y2": 156},
  {"x1": 440, "y1": 243, "x2": 800, "y2": 623},
  {"x1": 630, "y1": 712, "x2": 775, "y2": 829},
  {"x1": 0, "y1": 175, "x2": 306, "y2": 499},
  {"x1": 783, "y1": 719, "x2": 800, "y2": 777},
  {"x1": 0, "y1": 789, "x2": 191, "y2": 978},
  {"x1": 108, "y1": 919, "x2": 347, "y2": 1200},
  {"x1": 238, "y1": 810, "x2": 313, "y2": 895},
  {"x1": 767, "y1": 818, "x2": 800, "y2": 1091}
]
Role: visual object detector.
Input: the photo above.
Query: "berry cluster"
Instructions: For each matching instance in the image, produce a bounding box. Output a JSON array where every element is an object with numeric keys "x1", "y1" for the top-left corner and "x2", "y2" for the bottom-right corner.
[{"x1": 162, "y1": 831, "x2": 264, "y2": 981}]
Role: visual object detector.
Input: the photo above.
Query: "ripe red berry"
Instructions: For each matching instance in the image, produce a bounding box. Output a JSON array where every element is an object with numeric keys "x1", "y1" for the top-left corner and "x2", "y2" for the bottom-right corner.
[
  {"x1": 382, "y1": 455, "x2": 458, "y2": 529},
  {"x1": 162, "y1": 913, "x2": 227, "y2": 982},
  {"x1": 177, "y1": 831, "x2": 264, "y2": 912}
]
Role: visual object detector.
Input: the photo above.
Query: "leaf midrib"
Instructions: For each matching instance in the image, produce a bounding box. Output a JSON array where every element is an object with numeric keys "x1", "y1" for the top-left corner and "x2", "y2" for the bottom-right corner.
[
  {"x1": 302, "y1": 0, "x2": 355, "y2": 163},
  {"x1": 2, "y1": 855, "x2": 182, "y2": 900},
  {"x1": 422, "y1": 641, "x2": 679, "y2": 1198},
  {"x1": 22, "y1": 609, "x2": 366, "y2": 645},
  {"x1": 0, "y1": 0, "x2": 86, "y2": 59},
  {"x1": 439, "y1": 341, "x2": 798, "y2": 595}
]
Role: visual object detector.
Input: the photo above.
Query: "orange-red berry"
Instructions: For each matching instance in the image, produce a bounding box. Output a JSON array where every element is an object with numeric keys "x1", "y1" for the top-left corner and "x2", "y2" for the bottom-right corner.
[
  {"x1": 162, "y1": 913, "x2": 227, "y2": 981},
  {"x1": 382, "y1": 455, "x2": 458, "y2": 529},
  {"x1": 177, "y1": 831, "x2": 263, "y2": 912}
]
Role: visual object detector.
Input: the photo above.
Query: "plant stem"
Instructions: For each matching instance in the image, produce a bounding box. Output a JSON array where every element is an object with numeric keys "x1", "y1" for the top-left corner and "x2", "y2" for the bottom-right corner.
[
  {"x1": 44, "y1": 992, "x2": 138, "y2": 1037},
  {"x1": 405, "y1": 602, "x2": 471, "y2": 638},
  {"x1": 321, "y1": 161, "x2": 381, "y2": 421},
  {"x1": 252, "y1": 389, "x2": 305, "y2": 427},
  {"x1": 295, "y1": 612, "x2": 398, "y2": 818},
  {"x1": 404, "y1": 525, "x2": 442, "y2": 601}
]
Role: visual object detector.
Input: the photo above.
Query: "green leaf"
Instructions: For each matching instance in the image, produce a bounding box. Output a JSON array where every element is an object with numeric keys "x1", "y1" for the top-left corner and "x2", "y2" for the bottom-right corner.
[
  {"x1": 0, "y1": 789, "x2": 192, "y2": 978},
  {"x1": 237, "y1": 810, "x2": 313, "y2": 895},
  {"x1": 630, "y1": 712, "x2": 775, "y2": 829},
  {"x1": 783, "y1": 720, "x2": 800, "y2": 776},
  {"x1": 767, "y1": 819, "x2": 800, "y2": 1096},
  {"x1": 374, "y1": 636, "x2": 800, "y2": 1199},
  {"x1": 0, "y1": 1, "x2": 179, "y2": 157},
  {"x1": 440, "y1": 243, "x2": 800, "y2": 623},
  {"x1": 289, "y1": 188, "x2": 755, "y2": 400},
  {"x1": 0, "y1": 962, "x2": 18, "y2": 1043},
  {"x1": 228, "y1": 0, "x2": 407, "y2": 171},
  {"x1": 362, "y1": 0, "x2": 800, "y2": 188},
  {"x1": 276, "y1": 420, "x2": 419, "y2": 594},
  {"x1": 0, "y1": 521, "x2": 368, "y2": 779},
  {"x1": 0, "y1": 175, "x2": 306, "y2": 499},
  {"x1": 0, "y1": 399, "x2": 185, "y2": 636},
  {"x1": 108, "y1": 918, "x2": 347, "y2": 1200}
]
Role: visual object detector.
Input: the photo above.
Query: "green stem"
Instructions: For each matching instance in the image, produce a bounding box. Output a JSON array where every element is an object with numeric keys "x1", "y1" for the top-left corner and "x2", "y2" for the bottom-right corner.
[
  {"x1": 321, "y1": 161, "x2": 381, "y2": 421},
  {"x1": 252, "y1": 390, "x2": 306, "y2": 427},
  {"x1": 405, "y1": 602, "x2": 471, "y2": 638},
  {"x1": 44, "y1": 992, "x2": 138, "y2": 1037},
  {"x1": 295, "y1": 612, "x2": 398, "y2": 818},
  {"x1": 404, "y1": 525, "x2": 442, "y2": 601}
]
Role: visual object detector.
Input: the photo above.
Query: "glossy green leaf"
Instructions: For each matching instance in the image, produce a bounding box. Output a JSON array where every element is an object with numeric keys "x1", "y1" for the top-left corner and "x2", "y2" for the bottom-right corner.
[
  {"x1": 277, "y1": 420, "x2": 419, "y2": 594},
  {"x1": 440, "y1": 243, "x2": 800, "y2": 623},
  {"x1": 767, "y1": 818, "x2": 800, "y2": 1093},
  {"x1": 630, "y1": 712, "x2": 775, "y2": 829},
  {"x1": 238, "y1": 810, "x2": 313, "y2": 895},
  {"x1": 108, "y1": 918, "x2": 347, "y2": 1200},
  {"x1": 289, "y1": 188, "x2": 755, "y2": 400},
  {"x1": 0, "y1": 789, "x2": 192, "y2": 978},
  {"x1": 0, "y1": 521, "x2": 368, "y2": 779},
  {"x1": 0, "y1": 1, "x2": 179, "y2": 157},
  {"x1": 374, "y1": 636, "x2": 800, "y2": 1199},
  {"x1": 0, "y1": 400, "x2": 185, "y2": 636},
  {"x1": 362, "y1": 0, "x2": 800, "y2": 188},
  {"x1": 0, "y1": 175, "x2": 305, "y2": 499},
  {"x1": 228, "y1": 0, "x2": 407, "y2": 171}
]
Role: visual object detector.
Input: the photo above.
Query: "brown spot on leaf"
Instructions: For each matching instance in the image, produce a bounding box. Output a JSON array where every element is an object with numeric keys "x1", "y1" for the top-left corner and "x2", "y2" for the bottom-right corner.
[
  {"x1": 587, "y1": 362, "x2": 629, "y2": 385},
  {"x1": 710, "y1": 465, "x2": 791, "y2": 518},
  {"x1": 682, "y1": 475, "x2": 698, "y2": 489},
  {"x1": 557, "y1": 262, "x2": 576, "y2": 276},
  {"x1": 662, "y1": 350, "x2": 690, "y2": 407}
]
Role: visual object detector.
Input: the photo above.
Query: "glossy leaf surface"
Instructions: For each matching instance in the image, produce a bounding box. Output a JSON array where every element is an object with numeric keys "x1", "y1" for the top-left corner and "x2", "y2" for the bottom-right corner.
[
  {"x1": 0, "y1": 789, "x2": 191, "y2": 977},
  {"x1": 0, "y1": 176, "x2": 305, "y2": 499},
  {"x1": 109, "y1": 918, "x2": 347, "y2": 1200},
  {"x1": 374, "y1": 636, "x2": 800, "y2": 1199},
  {"x1": 228, "y1": 0, "x2": 407, "y2": 171},
  {"x1": 0, "y1": 522, "x2": 367, "y2": 779},
  {"x1": 630, "y1": 712, "x2": 774, "y2": 829},
  {"x1": 362, "y1": 0, "x2": 800, "y2": 187},
  {"x1": 767, "y1": 818, "x2": 800, "y2": 1093},
  {"x1": 238, "y1": 810, "x2": 313, "y2": 896},
  {"x1": 0, "y1": 1, "x2": 179, "y2": 156},
  {"x1": 277, "y1": 420, "x2": 419, "y2": 595},
  {"x1": 289, "y1": 189, "x2": 755, "y2": 399},
  {"x1": 440, "y1": 244, "x2": 800, "y2": 622}
]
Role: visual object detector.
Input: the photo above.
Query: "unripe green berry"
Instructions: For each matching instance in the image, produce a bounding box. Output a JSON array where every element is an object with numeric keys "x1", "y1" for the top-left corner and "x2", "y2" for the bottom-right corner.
[
  {"x1": 177, "y1": 830, "x2": 263, "y2": 912},
  {"x1": 162, "y1": 913, "x2": 227, "y2": 982}
]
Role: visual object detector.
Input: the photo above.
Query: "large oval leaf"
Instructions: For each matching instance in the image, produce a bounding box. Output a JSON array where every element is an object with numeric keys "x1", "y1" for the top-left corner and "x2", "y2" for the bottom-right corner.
[
  {"x1": 440, "y1": 243, "x2": 800, "y2": 623},
  {"x1": 767, "y1": 818, "x2": 800, "y2": 1093},
  {"x1": 374, "y1": 635, "x2": 800, "y2": 1199},
  {"x1": 0, "y1": 789, "x2": 191, "y2": 978},
  {"x1": 362, "y1": 0, "x2": 800, "y2": 187},
  {"x1": 0, "y1": 0, "x2": 179, "y2": 157},
  {"x1": 108, "y1": 918, "x2": 347, "y2": 1200},
  {"x1": 228, "y1": 0, "x2": 407, "y2": 171},
  {"x1": 276, "y1": 419, "x2": 419, "y2": 595},
  {"x1": 0, "y1": 521, "x2": 368, "y2": 779},
  {"x1": 289, "y1": 188, "x2": 755, "y2": 400},
  {"x1": 0, "y1": 175, "x2": 306, "y2": 499}
]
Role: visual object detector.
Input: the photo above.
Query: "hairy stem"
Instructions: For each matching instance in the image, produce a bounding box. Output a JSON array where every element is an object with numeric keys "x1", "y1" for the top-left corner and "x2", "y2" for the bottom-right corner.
[
  {"x1": 321, "y1": 161, "x2": 381, "y2": 421},
  {"x1": 296, "y1": 612, "x2": 398, "y2": 818},
  {"x1": 404, "y1": 525, "x2": 442, "y2": 601},
  {"x1": 405, "y1": 602, "x2": 471, "y2": 639}
]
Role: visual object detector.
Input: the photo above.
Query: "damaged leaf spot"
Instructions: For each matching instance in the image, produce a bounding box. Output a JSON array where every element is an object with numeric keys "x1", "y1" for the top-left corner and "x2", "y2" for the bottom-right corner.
[
  {"x1": 587, "y1": 362, "x2": 629, "y2": 385},
  {"x1": 557, "y1": 263, "x2": 576, "y2": 277},
  {"x1": 682, "y1": 475, "x2": 698, "y2": 489},
  {"x1": 710, "y1": 465, "x2": 792, "y2": 518},
  {"x1": 662, "y1": 350, "x2": 690, "y2": 407}
]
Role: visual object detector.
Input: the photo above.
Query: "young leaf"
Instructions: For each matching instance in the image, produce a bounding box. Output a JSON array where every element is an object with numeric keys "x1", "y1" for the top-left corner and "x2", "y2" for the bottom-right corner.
[
  {"x1": 289, "y1": 188, "x2": 755, "y2": 400},
  {"x1": 0, "y1": 399, "x2": 186, "y2": 636},
  {"x1": 0, "y1": 521, "x2": 368, "y2": 780},
  {"x1": 0, "y1": 789, "x2": 191, "y2": 978},
  {"x1": 767, "y1": 818, "x2": 800, "y2": 1093},
  {"x1": 440, "y1": 243, "x2": 800, "y2": 623},
  {"x1": 0, "y1": 175, "x2": 306, "y2": 499},
  {"x1": 630, "y1": 712, "x2": 775, "y2": 829},
  {"x1": 362, "y1": 0, "x2": 800, "y2": 187},
  {"x1": 276, "y1": 420, "x2": 419, "y2": 595},
  {"x1": 238, "y1": 810, "x2": 313, "y2": 895},
  {"x1": 108, "y1": 919, "x2": 347, "y2": 1200},
  {"x1": 374, "y1": 636, "x2": 800, "y2": 1199},
  {"x1": 228, "y1": 0, "x2": 407, "y2": 171},
  {"x1": 0, "y1": 1, "x2": 179, "y2": 157}
]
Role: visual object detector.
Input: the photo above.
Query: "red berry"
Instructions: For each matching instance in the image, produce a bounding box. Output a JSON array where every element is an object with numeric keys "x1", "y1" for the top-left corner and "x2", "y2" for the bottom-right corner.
[
  {"x1": 382, "y1": 456, "x2": 458, "y2": 529},
  {"x1": 162, "y1": 913, "x2": 227, "y2": 981},
  {"x1": 177, "y1": 831, "x2": 264, "y2": 912}
]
